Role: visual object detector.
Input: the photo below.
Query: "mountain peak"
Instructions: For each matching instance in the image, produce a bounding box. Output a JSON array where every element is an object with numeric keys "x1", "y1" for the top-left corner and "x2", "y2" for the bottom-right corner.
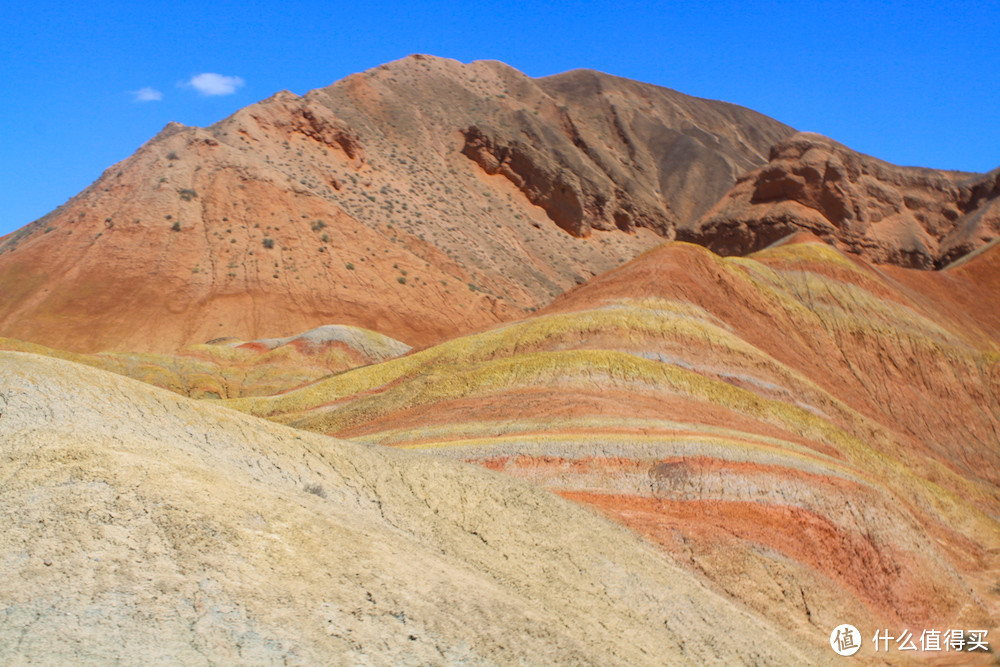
[{"x1": 0, "y1": 57, "x2": 793, "y2": 354}]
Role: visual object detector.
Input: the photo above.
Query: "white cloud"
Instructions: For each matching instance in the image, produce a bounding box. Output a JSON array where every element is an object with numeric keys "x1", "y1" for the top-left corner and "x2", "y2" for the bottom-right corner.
[
  {"x1": 132, "y1": 87, "x2": 163, "y2": 102},
  {"x1": 185, "y1": 73, "x2": 245, "y2": 96}
]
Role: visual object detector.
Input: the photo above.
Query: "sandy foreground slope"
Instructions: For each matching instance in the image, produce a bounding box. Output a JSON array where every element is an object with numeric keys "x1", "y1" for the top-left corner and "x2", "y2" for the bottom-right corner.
[{"x1": 0, "y1": 351, "x2": 817, "y2": 665}]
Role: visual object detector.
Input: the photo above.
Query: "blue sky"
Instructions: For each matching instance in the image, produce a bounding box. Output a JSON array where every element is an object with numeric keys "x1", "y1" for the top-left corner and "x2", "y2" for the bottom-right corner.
[{"x1": 2, "y1": 0, "x2": 998, "y2": 237}]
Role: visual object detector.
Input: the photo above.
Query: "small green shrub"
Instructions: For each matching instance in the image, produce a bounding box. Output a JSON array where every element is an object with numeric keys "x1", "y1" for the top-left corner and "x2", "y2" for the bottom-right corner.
[
  {"x1": 345, "y1": 262, "x2": 354, "y2": 270},
  {"x1": 262, "y1": 238, "x2": 275, "y2": 249},
  {"x1": 397, "y1": 276, "x2": 407, "y2": 284},
  {"x1": 304, "y1": 483, "x2": 327, "y2": 498},
  {"x1": 171, "y1": 221, "x2": 181, "y2": 232},
  {"x1": 178, "y1": 188, "x2": 197, "y2": 201}
]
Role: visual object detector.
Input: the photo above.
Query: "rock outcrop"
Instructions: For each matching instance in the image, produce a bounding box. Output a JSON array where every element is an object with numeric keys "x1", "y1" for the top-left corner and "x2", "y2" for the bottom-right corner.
[{"x1": 685, "y1": 132, "x2": 1000, "y2": 268}]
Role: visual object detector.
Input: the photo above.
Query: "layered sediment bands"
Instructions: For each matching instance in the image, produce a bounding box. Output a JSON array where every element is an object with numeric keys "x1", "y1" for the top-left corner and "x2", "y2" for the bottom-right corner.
[
  {"x1": 686, "y1": 132, "x2": 1000, "y2": 268},
  {"x1": 228, "y1": 238, "x2": 1000, "y2": 651},
  {"x1": 0, "y1": 55, "x2": 792, "y2": 354},
  {"x1": 0, "y1": 324, "x2": 410, "y2": 399},
  {"x1": 1, "y1": 352, "x2": 812, "y2": 665}
]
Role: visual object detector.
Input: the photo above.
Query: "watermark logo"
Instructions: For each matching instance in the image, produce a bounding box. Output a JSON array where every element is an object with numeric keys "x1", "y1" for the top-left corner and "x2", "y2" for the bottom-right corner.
[
  {"x1": 872, "y1": 628, "x2": 989, "y2": 653},
  {"x1": 830, "y1": 624, "x2": 861, "y2": 656},
  {"x1": 830, "y1": 625, "x2": 991, "y2": 656}
]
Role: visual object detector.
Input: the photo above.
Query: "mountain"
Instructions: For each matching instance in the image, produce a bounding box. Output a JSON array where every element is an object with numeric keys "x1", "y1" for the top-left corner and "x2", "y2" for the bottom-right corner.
[
  {"x1": 226, "y1": 236, "x2": 1000, "y2": 651},
  {"x1": 0, "y1": 55, "x2": 793, "y2": 354},
  {"x1": 684, "y1": 132, "x2": 1000, "y2": 268},
  {"x1": 0, "y1": 351, "x2": 810, "y2": 664}
]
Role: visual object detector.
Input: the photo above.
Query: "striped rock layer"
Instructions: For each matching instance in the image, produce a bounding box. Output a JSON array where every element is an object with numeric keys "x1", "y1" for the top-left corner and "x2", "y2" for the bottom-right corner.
[
  {"x1": 1, "y1": 351, "x2": 811, "y2": 665},
  {"x1": 230, "y1": 237, "x2": 1000, "y2": 653}
]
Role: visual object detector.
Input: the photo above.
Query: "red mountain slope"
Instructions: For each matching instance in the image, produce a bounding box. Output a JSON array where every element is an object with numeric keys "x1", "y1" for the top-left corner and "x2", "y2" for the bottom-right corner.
[{"x1": 0, "y1": 55, "x2": 792, "y2": 354}]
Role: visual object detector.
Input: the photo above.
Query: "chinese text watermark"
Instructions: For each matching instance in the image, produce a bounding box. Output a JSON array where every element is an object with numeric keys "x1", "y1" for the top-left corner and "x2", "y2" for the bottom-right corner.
[{"x1": 831, "y1": 625, "x2": 991, "y2": 656}]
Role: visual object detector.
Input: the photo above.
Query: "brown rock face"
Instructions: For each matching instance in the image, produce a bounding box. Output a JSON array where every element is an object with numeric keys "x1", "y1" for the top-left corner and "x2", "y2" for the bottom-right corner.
[
  {"x1": 684, "y1": 132, "x2": 1000, "y2": 268},
  {"x1": 461, "y1": 126, "x2": 591, "y2": 237},
  {"x1": 458, "y1": 68, "x2": 793, "y2": 240},
  {"x1": 0, "y1": 56, "x2": 792, "y2": 354}
]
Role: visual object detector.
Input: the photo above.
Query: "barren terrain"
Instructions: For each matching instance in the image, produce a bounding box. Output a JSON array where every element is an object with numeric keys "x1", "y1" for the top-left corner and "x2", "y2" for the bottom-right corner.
[{"x1": 1, "y1": 55, "x2": 997, "y2": 665}]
